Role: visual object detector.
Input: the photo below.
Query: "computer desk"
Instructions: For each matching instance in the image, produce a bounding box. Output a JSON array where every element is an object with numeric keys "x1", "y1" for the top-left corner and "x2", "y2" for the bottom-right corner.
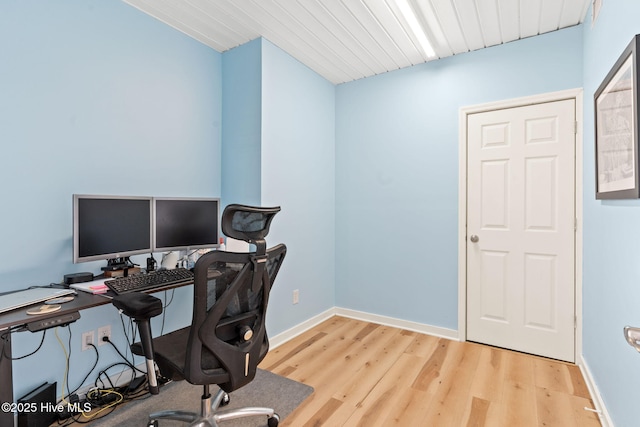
[
  {"x1": 0, "y1": 275, "x2": 206, "y2": 427},
  {"x1": 0, "y1": 290, "x2": 110, "y2": 425}
]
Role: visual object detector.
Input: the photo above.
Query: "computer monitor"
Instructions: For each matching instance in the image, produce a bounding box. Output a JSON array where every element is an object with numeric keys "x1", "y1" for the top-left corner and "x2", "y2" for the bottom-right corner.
[
  {"x1": 73, "y1": 195, "x2": 153, "y2": 268},
  {"x1": 153, "y1": 197, "x2": 220, "y2": 252}
]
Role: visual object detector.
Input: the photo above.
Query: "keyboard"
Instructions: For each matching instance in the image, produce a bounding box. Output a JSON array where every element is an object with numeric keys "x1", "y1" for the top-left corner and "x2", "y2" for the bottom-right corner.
[{"x1": 105, "y1": 268, "x2": 194, "y2": 295}]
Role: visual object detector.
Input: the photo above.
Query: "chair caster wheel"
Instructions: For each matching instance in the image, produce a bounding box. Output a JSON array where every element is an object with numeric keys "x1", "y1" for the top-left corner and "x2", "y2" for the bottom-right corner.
[
  {"x1": 268, "y1": 413, "x2": 280, "y2": 427},
  {"x1": 148, "y1": 420, "x2": 159, "y2": 427},
  {"x1": 221, "y1": 392, "x2": 230, "y2": 406}
]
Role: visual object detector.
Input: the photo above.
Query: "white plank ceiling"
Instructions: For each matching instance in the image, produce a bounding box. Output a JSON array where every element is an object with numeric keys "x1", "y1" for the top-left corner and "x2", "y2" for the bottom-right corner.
[{"x1": 123, "y1": 0, "x2": 592, "y2": 84}]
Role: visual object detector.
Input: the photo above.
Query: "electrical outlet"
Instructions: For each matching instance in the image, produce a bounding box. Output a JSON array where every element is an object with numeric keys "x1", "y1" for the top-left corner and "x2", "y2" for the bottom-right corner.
[
  {"x1": 82, "y1": 331, "x2": 95, "y2": 351},
  {"x1": 292, "y1": 289, "x2": 299, "y2": 305},
  {"x1": 97, "y1": 325, "x2": 111, "y2": 346}
]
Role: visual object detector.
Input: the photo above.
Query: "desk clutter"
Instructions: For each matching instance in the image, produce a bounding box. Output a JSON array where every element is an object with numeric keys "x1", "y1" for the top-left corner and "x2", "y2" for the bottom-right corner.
[
  {"x1": 0, "y1": 287, "x2": 76, "y2": 315},
  {"x1": 0, "y1": 203, "x2": 285, "y2": 427},
  {"x1": 70, "y1": 279, "x2": 110, "y2": 295}
]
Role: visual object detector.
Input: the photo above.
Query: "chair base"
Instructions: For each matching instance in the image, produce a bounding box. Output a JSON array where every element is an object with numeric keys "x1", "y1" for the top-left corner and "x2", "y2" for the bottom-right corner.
[{"x1": 147, "y1": 387, "x2": 279, "y2": 427}]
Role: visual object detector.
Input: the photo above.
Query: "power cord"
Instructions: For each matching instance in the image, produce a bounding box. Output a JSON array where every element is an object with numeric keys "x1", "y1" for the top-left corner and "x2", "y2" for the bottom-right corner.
[
  {"x1": 52, "y1": 325, "x2": 100, "y2": 423},
  {"x1": 1, "y1": 327, "x2": 46, "y2": 360},
  {"x1": 55, "y1": 336, "x2": 152, "y2": 426},
  {"x1": 59, "y1": 328, "x2": 142, "y2": 422},
  {"x1": 66, "y1": 343, "x2": 99, "y2": 399},
  {"x1": 82, "y1": 388, "x2": 124, "y2": 419},
  {"x1": 103, "y1": 336, "x2": 145, "y2": 375},
  {"x1": 56, "y1": 310, "x2": 170, "y2": 425}
]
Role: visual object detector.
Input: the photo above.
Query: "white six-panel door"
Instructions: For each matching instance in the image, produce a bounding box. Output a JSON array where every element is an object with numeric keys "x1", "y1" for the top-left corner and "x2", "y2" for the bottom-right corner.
[{"x1": 466, "y1": 99, "x2": 576, "y2": 362}]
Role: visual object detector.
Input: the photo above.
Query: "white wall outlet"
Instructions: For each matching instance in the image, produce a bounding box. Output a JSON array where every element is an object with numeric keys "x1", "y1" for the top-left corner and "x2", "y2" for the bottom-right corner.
[
  {"x1": 292, "y1": 289, "x2": 299, "y2": 305},
  {"x1": 97, "y1": 325, "x2": 111, "y2": 346},
  {"x1": 82, "y1": 330, "x2": 95, "y2": 351}
]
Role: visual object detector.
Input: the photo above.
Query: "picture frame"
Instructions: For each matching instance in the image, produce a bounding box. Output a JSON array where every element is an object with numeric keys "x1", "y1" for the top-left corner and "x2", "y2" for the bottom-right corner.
[{"x1": 595, "y1": 34, "x2": 640, "y2": 199}]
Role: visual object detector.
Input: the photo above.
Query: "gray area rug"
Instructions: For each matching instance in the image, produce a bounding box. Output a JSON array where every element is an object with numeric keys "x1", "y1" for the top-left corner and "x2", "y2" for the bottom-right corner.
[{"x1": 87, "y1": 370, "x2": 313, "y2": 426}]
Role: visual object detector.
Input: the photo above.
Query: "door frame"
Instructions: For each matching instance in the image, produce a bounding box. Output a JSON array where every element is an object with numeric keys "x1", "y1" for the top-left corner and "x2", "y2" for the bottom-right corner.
[{"x1": 457, "y1": 88, "x2": 584, "y2": 362}]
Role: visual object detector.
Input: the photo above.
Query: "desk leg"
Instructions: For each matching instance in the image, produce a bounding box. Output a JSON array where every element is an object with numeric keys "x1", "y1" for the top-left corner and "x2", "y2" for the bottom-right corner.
[{"x1": 0, "y1": 331, "x2": 15, "y2": 427}]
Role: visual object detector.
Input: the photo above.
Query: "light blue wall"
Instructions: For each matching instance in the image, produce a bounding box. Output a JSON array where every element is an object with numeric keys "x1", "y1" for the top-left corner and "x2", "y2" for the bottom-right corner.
[
  {"x1": 582, "y1": 3, "x2": 640, "y2": 426},
  {"x1": 335, "y1": 26, "x2": 583, "y2": 328},
  {"x1": 261, "y1": 39, "x2": 336, "y2": 334},
  {"x1": 221, "y1": 39, "x2": 262, "y2": 208},
  {"x1": 220, "y1": 39, "x2": 336, "y2": 334},
  {"x1": 0, "y1": 0, "x2": 222, "y2": 400},
  {"x1": 7, "y1": 1, "x2": 638, "y2": 424}
]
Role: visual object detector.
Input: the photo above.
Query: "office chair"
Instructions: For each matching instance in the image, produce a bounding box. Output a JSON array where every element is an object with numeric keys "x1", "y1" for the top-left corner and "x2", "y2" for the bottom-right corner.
[{"x1": 112, "y1": 204, "x2": 286, "y2": 427}]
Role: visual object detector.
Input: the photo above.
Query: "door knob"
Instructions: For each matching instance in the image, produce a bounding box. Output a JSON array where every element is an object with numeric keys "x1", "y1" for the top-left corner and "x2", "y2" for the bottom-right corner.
[
  {"x1": 624, "y1": 326, "x2": 640, "y2": 352},
  {"x1": 470, "y1": 235, "x2": 479, "y2": 243}
]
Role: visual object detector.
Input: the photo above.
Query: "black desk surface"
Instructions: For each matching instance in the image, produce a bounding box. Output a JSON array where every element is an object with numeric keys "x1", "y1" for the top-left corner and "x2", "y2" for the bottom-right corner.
[
  {"x1": 0, "y1": 271, "x2": 217, "y2": 427},
  {"x1": 0, "y1": 290, "x2": 113, "y2": 426},
  {"x1": 0, "y1": 290, "x2": 110, "y2": 332}
]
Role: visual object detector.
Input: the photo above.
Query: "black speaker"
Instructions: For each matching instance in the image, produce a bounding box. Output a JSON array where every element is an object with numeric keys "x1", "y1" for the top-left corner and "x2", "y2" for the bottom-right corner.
[{"x1": 63, "y1": 272, "x2": 94, "y2": 286}]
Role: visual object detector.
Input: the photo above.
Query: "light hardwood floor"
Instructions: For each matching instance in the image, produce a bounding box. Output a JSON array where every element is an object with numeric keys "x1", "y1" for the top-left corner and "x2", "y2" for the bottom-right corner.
[{"x1": 260, "y1": 316, "x2": 601, "y2": 427}]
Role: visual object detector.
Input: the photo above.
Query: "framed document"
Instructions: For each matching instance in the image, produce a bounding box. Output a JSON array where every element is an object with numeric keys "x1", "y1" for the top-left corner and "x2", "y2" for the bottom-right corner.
[{"x1": 595, "y1": 35, "x2": 640, "y2": 199}]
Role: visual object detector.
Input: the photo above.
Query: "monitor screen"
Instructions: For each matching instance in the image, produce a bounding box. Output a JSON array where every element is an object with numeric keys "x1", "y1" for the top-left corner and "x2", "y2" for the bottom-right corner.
[
  {"x1": 73, "y1": 195, "x2": 153, "y2": 263},
  {"x1": 153, "y1": 197, "x2": 220, "y2": 252}
]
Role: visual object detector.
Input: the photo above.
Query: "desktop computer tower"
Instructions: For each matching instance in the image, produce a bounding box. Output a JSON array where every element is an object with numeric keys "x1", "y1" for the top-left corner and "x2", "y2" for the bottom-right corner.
[{"x1": 17, "y1": 381, "x2": 57, "y2": 427}]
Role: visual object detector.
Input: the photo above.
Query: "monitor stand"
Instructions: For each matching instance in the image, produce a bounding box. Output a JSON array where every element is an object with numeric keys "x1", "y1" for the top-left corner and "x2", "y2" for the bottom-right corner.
[
  {"x1": 102, "y1": 257, "x2": 131, "y2": 271},
  {"x1": 102, "y1": 258, "x2": 142, "y2": 277}
]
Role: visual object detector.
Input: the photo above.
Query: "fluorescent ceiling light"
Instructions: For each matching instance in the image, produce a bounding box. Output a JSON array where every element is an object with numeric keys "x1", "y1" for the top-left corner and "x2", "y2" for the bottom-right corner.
[{"x1": 397, "y1": 0, "x2": 436, "y2": 58}]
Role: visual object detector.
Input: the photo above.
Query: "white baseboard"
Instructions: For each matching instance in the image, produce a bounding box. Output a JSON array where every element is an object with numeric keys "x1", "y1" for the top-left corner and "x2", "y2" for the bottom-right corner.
[
  {"x1": 334, "y1": 307, "x2": 459, "y2": 340},
  {"x1": 578, "y1": 355, "x2": 612, "y2": 427},
  {"x1": 269, "y1": 308, "x2": 336, "y2": 349},
  {"x1": 269, "y1": 307, "x2": 459, "y2": 350}
]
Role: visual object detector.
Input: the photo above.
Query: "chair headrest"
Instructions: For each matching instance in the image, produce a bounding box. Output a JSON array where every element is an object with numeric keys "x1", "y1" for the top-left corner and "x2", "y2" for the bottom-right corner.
[{"x1": 221, "y1": 204, "x2": 281, "y2": 243}]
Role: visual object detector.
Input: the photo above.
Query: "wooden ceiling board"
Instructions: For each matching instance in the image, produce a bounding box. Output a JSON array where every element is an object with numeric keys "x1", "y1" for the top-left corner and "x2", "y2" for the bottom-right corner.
[
  {"x1": 474, "y1": 0, "x2": 503, "y2": 48},
  {"x1": 185, "y1": 0, "x2": 258, "y2": 47},
  {"x1": 122, "y1": 0, "x2": 592, "y2": 84},
  {"x1": 262, "y1": 0, "x2": 368, "y2": 79},
  {"x1": 559, "y1": 0, "x2": 591, "y2": 27},
  {"x1": 324, "y1": 1, "x2": 399, "y2": 73},
  {"x1": 384, "y1": 0, "x2": 436, "y2": 61},
  {"x1": 497, "y1": 0, "x2": 520, "y2": 42},
  {"x1": 539, "y1": 0, "x2": 564, "y2": 34},
  {"x1": 519, "y1": 0, "x2": 543, "y2": 39},
  {"x1": 427, "y1": 0, "x2": 470, "y2": 54},
  {"x1": 242, "y1": 0, "x2": 353, "y2": 83},
  {"x1": 412, "y1": 0, "x2": 454, "y2": 58},
  {"x1": 452, "y1": 0, "x2": 487, "y2": 52},
  {"x1": 192, "y1": 0, "x2": 262, "y2": 44},
  {"x1": 339, "y1": 0, "x2": 408, "y2": 69},
  {"x1": 365, "y1": 0, "x2": 426, "y2": 65},
  {"x1": 125, "y1": 0, "x2": 228, "y2": 51},
  {"x1": 297, "y1": 0, "x2": 387, "y2": 74},
  {"x1": 293, "y1": 2, "x2": 375, "y2": 76}
]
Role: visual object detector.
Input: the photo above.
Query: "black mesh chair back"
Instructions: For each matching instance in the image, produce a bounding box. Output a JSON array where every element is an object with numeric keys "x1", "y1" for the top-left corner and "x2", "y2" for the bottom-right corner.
[
  {"x1": 113, "y1": 204, "x2": 286, "y2": 426},
  {"x1": 184, "y1": 205, "x2": 286, "y2": 391}
]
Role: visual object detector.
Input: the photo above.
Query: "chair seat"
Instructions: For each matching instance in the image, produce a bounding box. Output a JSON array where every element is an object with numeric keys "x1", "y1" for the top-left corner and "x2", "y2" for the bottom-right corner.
[{"x1": 131, "y1": 326, "x2": 231, "y2": 385}]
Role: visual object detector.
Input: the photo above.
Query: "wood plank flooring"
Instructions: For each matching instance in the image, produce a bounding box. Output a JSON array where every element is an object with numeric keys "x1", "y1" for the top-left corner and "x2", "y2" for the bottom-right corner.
[{"x1": 260, "y1": 316, "x2": 601, "y2": 427}]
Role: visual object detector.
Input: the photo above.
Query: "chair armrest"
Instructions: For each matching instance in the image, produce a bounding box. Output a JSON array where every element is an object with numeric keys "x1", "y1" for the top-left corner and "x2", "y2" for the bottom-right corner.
[
  {"x1": 112, "y1": 292, "x2": 163, "y2": 394},
  {"x1": 112, "y1": 292, "x2": 163, "y2": 320}
]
